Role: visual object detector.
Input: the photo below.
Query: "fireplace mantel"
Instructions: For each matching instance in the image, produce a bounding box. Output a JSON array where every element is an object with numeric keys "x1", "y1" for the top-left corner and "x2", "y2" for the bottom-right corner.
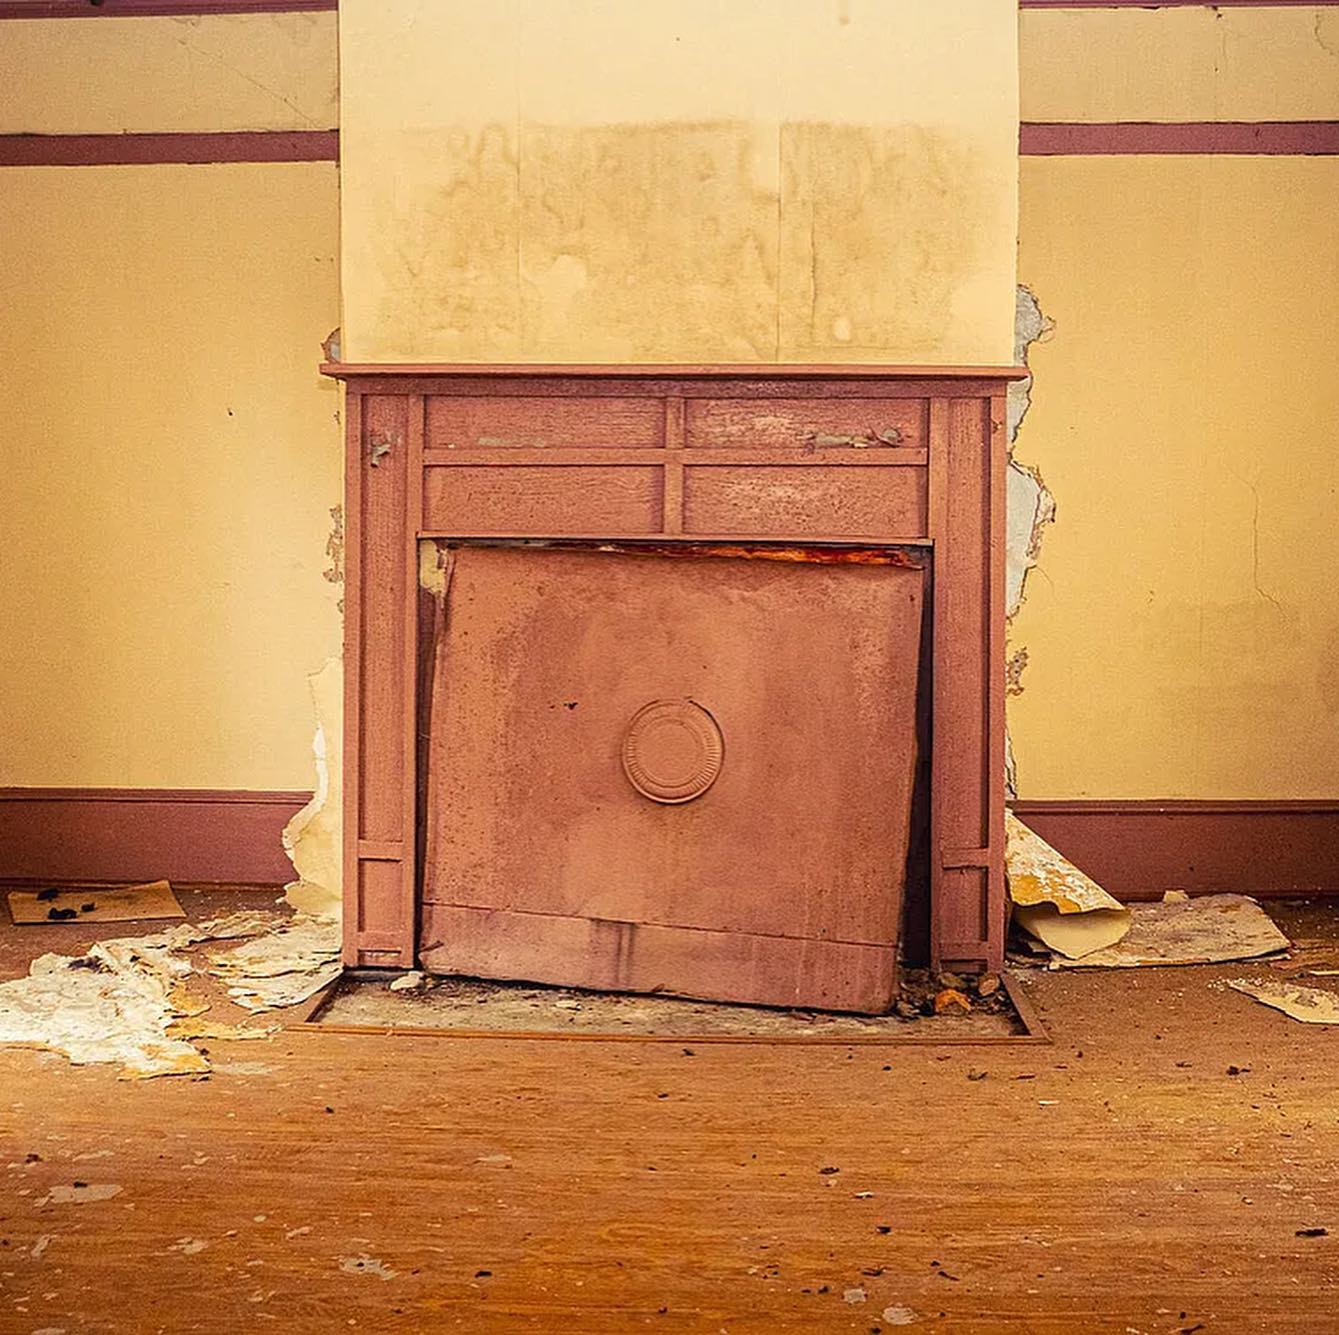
[{"x1": 325, "y1": 362, "x2": 1022, "y2": 983}]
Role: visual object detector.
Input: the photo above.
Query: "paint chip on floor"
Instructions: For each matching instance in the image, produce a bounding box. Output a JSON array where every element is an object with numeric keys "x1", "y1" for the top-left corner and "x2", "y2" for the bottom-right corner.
[
  {"x1": 339, "y1": 1254, "x2": 396, "y2": 1280},
  {"x1": 1056, "y1": 895, "x2": 1289, "y2": 969},
  {"x1": 1228, "y1": 978, "x2": 1339, "y2": 1024},
  {"x1": 38, "y1": 1183, "x2": 122, "y2": 1206}
]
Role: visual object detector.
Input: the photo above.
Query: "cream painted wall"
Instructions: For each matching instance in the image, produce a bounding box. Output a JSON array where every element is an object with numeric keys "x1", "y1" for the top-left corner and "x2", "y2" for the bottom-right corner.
[
  {"x1": 339, "y1": 0, "x2": 1019, "y2": 365},
  {"x1": 1010, "y1": 155, "x2": 1339, "y2": 799},
  {"x1": 0, "y1": 162, "x2": 342, "y2": 789},
  {"x1": 0, "y1": 12, "x2": 338, "y2": 134}
]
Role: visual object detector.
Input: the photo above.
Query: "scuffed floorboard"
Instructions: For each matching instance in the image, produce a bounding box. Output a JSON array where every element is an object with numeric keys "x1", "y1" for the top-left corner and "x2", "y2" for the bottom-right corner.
[{"x1": 1, "y1": 901, "x2": 1338, "y2": 1330}]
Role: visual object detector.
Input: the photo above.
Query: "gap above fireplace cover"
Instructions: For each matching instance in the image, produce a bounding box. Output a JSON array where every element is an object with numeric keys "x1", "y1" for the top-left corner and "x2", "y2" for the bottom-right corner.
[{"x1": 420, "y1": 543, "x2": 925, "y2": 1014}]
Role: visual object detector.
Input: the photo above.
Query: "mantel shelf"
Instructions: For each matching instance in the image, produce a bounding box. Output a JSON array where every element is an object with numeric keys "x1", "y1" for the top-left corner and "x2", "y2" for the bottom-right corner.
[{"x1": 322, "y1": 362, "x2": 1028, "y2": 381}]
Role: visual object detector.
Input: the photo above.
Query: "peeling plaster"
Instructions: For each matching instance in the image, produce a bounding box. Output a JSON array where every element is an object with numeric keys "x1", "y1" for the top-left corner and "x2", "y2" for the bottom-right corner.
[
  {"x1": 1005, "y1": 285, "x2": 1056, "y2": 621},
  {"x1": 282, "y1": 657, "x2": 343, "y2": 921},
  {"x1": 1004, "y1": 284, "x2": 1056, "y2": 797},
  {"x1": 323, "y1": 504, "x2": 344, "y2": 588}
]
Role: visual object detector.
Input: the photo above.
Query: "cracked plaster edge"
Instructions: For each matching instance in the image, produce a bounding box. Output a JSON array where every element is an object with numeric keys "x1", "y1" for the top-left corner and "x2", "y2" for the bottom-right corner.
[{"x1": 1004, "y1": 284, "x2": 1056, "y2": 797}]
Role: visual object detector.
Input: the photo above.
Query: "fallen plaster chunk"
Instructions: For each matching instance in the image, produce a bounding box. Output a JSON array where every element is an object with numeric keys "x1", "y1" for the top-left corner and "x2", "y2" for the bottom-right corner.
[
  {"x1": 1006, "y1": 812, "x2": 1131, "y2": 959},
  {"x1": 0, "y1": 911, "x2": 299, "y2": 1077},
  {"x1": 388, "y1": 970, "x2": 425, "y2": 992},
  {"x1": 194, "y1": 910, "x2": 290, "y2": 942},
  {"x1": 0, "y1": 950, "x2": 209, "y2": 1080},
  {"x1": 1056, "y1": 895, "x2": 1289, "y2": 969},
  {"x1": 204, "y1": 916, "x2": 341, "y2": 1013},
  {"x1": 1228, "y1": 978, "x2": 1339, "y2": 1024},
  {"x1": 282, "y1": 656, "x2": 343, "y2": 921}
]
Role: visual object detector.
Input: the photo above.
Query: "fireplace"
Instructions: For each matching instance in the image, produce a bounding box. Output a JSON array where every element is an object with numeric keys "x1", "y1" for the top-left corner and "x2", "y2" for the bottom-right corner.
[{"x1": 326, "y1": 363, "x2": 1013, "y2": 1011}]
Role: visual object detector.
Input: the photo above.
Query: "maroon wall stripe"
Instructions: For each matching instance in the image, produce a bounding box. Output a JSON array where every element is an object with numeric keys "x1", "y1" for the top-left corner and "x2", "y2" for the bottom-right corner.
[
  {"x1": 0, "y1": 129, "x2": 337, "y2": 166},
  {"x1": 0, "y1": 1, "x2": 333, "y2": 17},
  {"x1": 1021, "y1": 121, "x2": 1339, "y2": 155},
  {"x1": 1011, "y1": 800, "x2": 1339, "y2": 900},
  {"x1": 4, "y1": 125, "x2": 1334, "y2": 167},
  {"x1": 0, "y1": 788, "x2": 310, "y2": 886}
]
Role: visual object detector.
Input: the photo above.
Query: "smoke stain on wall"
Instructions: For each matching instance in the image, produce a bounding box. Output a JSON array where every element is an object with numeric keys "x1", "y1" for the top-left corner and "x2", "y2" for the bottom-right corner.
[
  {"x1": 778, "y1": 123, "x2": 992, "y2": 361},
  {"x1": 371, "y1": 125, "x2": 524, "y2": 359},
  {"x1": 364, "y1": 119, "x2": 1009, "y2": 365},
  {"x1": 521, "y1": 121, "x2": 779, "y2": 361}
]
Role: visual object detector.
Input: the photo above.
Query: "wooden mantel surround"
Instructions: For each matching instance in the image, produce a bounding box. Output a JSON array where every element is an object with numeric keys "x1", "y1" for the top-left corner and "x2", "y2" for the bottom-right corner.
[{"x1": 323, "y1": 362, "x2": 1024, "y2": 986}]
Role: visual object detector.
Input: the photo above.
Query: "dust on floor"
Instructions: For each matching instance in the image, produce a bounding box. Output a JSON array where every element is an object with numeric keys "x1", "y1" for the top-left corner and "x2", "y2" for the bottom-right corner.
[
  {"x1": 314, "y1": 970, "x2": 1027, "y2": 1041},
  {"x1": 2, "y1": 899, "x2": 1338, "y2": 1333}
]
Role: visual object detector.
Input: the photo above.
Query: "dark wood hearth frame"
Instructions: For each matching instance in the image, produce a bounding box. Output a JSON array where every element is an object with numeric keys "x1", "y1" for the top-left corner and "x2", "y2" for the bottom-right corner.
[{"x1": 324, "y1": 363, "x2": 1021, "y2": 978}]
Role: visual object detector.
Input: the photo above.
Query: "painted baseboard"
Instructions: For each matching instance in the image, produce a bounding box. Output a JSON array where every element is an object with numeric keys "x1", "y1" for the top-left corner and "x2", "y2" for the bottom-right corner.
[
  {"x1": 1011, "y1": 800, "x2": 1339, "y2": 900},
  {"x1": 0, "y1": 788, "x2": 310, "y2": 887},
  {"x1": 2, "y1": 790, "x2": 1332, "y2": 898}
]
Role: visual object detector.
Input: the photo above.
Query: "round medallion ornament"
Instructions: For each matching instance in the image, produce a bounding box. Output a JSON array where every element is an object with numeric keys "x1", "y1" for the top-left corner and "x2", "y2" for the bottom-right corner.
[{"x1": 621, "y1": 699, "x2": 723, "y2": 804}]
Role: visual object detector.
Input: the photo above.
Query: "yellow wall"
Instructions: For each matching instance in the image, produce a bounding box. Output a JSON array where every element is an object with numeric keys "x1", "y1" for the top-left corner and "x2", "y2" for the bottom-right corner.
[
  {"x1": 0, "y1": 17, "x2": 342, "y2": 791},
  {"x1": 6, "y1": 5, "x2": 1335, "y2": 807},
  {"x1": 1010, "y1": 8, "x2": 1339, "y2": 799},
  {"x1": 0, "y1": 12, "x2": 338, "y2": 133},
  {"x1": 1020, "y1": 6, "x2": 1339, "y2": 124},
  {"x1": 339, "y1": 0, "x2": 1019, "y2": 365}
]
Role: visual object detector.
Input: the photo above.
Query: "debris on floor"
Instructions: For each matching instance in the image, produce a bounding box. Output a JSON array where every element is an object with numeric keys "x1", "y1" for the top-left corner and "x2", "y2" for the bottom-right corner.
[
  {"x1": 1268, "y1": 934, "x2": 1339, "y2": 978},
  {"x1": 1055, "y1": 894, "x2": 1289, "y2": 969},
  {"x1": 205, "y1": 916, "x2": 341, "y2": 1012},
  {"x1": 7, "y1": 879, "x2": 184, "y2": 926},
  {"x1": 1005, "y1": 811, "x2": 1131, "y2": 959},
  {"x1": 37, "y1": 1182, "x2": 123, "y2": 1206},
  {"x1": 1227, "y1": 978, "x2": 1339, "y2": 1024},
  {"x1": 315, "y1": 968, "x2": 1027, "y2": 1039},
  {"x1": 388, "y1": 970, "x2": 427, "y2": 992},
  {"x1": 0, "y1": 942, "x2": 211, "y2": 1079},
  {"x1": 0, "y1": 909, "x2": 336, "y2": 1078}
]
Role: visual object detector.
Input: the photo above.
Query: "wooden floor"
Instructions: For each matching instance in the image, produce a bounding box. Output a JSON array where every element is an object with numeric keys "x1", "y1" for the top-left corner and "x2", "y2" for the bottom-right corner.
[{"x1": 2, "y1": 897, "x2": 1338, "y2": 1332}]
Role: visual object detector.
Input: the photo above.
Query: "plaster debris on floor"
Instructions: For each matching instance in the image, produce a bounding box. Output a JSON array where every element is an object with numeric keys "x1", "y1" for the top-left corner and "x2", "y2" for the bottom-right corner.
[
  {"x1": 1227, "y1": 977, "x2": 1339, "y2": 1024},
  {"x1": 315, "y1": 971, "x2": 1025, "y2": 1040},
  {"x1": 1005, "y1": 811, "x2": 1131, "y2": 959},
  {"x1": 205, "y1": 916, "x2": 341, "y2": 1012},
  {"x1": 1055, "y1": 893, "x2": 1289, "y2": 969},
  {"x1": 0, "y1": 909, "x2": 337, "y2": 1078},
  {"x1": 7, "y1": 879, "x2": 184, "y2": 926}
]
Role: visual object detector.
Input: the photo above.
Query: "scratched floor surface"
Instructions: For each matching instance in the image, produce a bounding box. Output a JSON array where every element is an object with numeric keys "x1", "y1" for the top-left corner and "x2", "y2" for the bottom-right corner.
[{"x1": 1, "y1": 896, "x2": 1337, "y2": 1333}]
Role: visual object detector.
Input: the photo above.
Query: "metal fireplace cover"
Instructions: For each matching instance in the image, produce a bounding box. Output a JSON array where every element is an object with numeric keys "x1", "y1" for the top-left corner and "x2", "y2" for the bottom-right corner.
[{"x1": 420, "y1": 543, "x2": 925, "y2": 1013}]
